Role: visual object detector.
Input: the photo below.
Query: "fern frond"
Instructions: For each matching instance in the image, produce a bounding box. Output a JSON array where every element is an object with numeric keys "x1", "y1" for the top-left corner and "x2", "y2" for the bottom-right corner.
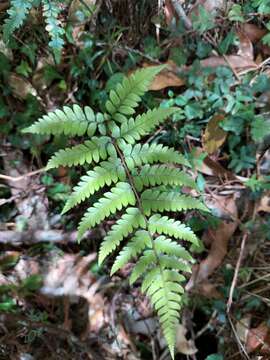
[
  {"x1": 42, "y1": 0, "x2": 64, "y2": 62},
  {"x1": 105, "y1": 66, "x2": 165, "y2": 122},
  {"x1": 24, "y1": 65, "x2": 209, "y2": 358},
  {"x1": 62, "y1": 159, "x2": 125, "y2": 214},
  {"x1": 120, "y1": 142, "x2": 190, "y2": 168},
  {"x1": 148, "y1": 214, "x2": 199, "y2": 245},
  {"x1": 98, "y1": 207, "x2": 146, "y2": 265},
  {"x1": 111, "y1": 230, "x2": 151, "y2": 274},
  {"x1": 134, "y1": 165, "x2": 196, "y2": 191},
  {"x1": 141, "y1": 190, "x2": 208, "y2": 215},
  {"x1": 3, "y1": 0, "x2": 34, "y2": 42},
  {"x1": 46, "y1": 137, "x2": 110, "y2": 169},
  {"x1": 23, "y1": 105, "x2": 102, "y2": 137},
  {"x1": 112, "y1": 107, "x2": 178, "y2": 144},
  {"x1": 78, "y1": 182, "x2": 136, "y2": 239}
]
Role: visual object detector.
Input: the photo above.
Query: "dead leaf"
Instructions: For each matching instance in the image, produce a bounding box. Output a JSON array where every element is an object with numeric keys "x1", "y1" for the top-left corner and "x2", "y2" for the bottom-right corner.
[
  {"x1": 143, "y1": 62, "x2": 185, "y2": 90},
  {"x1": 189, "y1": 0, "x2": 225, "y2": 16},
  {"x1": 246, "y1": 322, "x2": 270, "y2": 354},
  {"x1": 236, "y1": 315, "x2": 251, "y2": 344},
  {"x1": 256, "y1": 193, "x2": 270, "y2": 213},
  {"x1": 41, "y1": 253, "x2": 96, "y2": 297},
  {"x1": 196, "y1": 281, "x2": 222, "y2": 299},
  {"x1": 176, "y1": 324, "x2": 198, "y2": 355},
  {"x1": 241, "y1": 23, "x2": 267, "y2": 44},
  {"x1": 237, "y1": 30, "x2": 254, "y2": 60},
  {"x1": 186, "y1": 194, "x2": 238, "y2": 290},
  {"x1": 8, "y1": 73, "x2": 37, "y2": 100},
  {"x1": 201, "y1": 55, "x2": 258, "y2": 72},
  {"x1": 193, "y1": 147, "x2": 236, "y2": 179},
  {"x1": 202, "y1": 114, "x2": 227, "y2": 154},
  {"x1": 164, "y1": 0, "x2": 176, "y2": 26}
]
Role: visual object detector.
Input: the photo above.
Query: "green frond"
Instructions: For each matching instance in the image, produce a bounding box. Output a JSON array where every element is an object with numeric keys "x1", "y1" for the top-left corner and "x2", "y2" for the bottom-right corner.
[
  {"x1": 111, "y1": 230, "x2": 151, "y2": 275},
  {"x1": 78, "y1": 182, "x2": 136, "y2": 239},
  {"x1": 154, "y1": 236, "x2": 194, "y2": 262},
  {"x1": 120, "y1": 142, "x2": 190, "y2": 168},
  {"x1": 3, "y1": 0, "x2": 34, "y2": 42},
  {"x1": 134, "y1": 165, "x2": 196, "y2": 191},
  {"x1": 105, "y1": 65, "x2": 165, "y2": 122},
  {"x1": 46, "y1": 137, "x2": 110, "y2": 169},
  {"x1": 148, "y1": 214, "x2": 199, "y2": 245},
  {"x1": 98, "y1": 207, "x2": 146, "y2": 265},
  {"x1": 129, "y1": 250, "x2": 156, "y2": 284},
  {"x1": 140, "y1": 267, "x2": 186, "y2": 358},
  {"x1": 112, "y1": 107, "x2": 179, "y2": 144},
  {"x1": 23, "y1": 105, "x2": 103, "y2": 137},
  {"x1": 62, "y1": 159, "x2": 125, "y2": 214},
  {"x1": 42, "y1": 0, "x2": 65, "y2": 62},
  {"x1": 141, "y1": 190, "x2": 209, "y2": 215}
]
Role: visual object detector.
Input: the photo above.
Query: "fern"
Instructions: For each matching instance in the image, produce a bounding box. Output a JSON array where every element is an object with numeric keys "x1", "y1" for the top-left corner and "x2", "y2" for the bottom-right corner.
[
  {"x1": 42, "y1": 0, "x2": 64, "y2": 63},
  {"x1": 3, "y1": 0, "x2": 34, "y2": 42},
  {"x1": 23, "y1": 66, "x2": 209, "y2": 358},
  {"x1": 3, "y1": 0, "x2": 64, "y2": 63}
]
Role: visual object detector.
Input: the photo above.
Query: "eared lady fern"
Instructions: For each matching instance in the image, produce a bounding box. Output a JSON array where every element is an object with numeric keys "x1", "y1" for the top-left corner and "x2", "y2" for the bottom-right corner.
[{"x1": 23, "y1": 66, "x2": 208, "y2": 358}]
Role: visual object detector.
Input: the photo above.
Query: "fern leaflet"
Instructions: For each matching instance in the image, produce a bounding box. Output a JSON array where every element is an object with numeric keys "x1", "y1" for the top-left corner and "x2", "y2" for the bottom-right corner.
[
  {"x1": 78, "y1": 182, "x2": 136, "y2": 239},
  {"x1": 46, "y1": 137, "x2": 110, "y2": 169},
  {"x1": 23, "y1": 105, "x2": 102, "y2": 137}
]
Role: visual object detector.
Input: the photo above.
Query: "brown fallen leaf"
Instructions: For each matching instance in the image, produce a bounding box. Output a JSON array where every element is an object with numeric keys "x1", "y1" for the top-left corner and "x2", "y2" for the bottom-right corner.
[
  {"x1": 201, "y1": 55, "x2": 258, "y2": 72},
  {"x1": 186, "y1": 194, "x2": 238, "y2": 290},
  {"x1": 164, "y1": 0, "x2": 176, "y2": 26},
  {"x1": 144, "y1": 61, "x2": 185, "y2": 90},
  {"x1": 236, "y1": 315, "x2": 251, "y2": 345},
  {"x1": 246, "y1": 322, "x2": 270, "y2": 354},
  {"x1": 176, "y1": 324, "x2": 198, "y2": 355},
  {"x1": 193, "y1": 147, "x2": 236, "y2": 179},
  {"x1": 241, "y1": 23, "x2": 267, "y2": 44},
  {"x1": 8, "y1": 73, "x2": 37, "y2": 100},
  {"x1": 196, "y1": 281, "x2": 222, "y2": 299},
  {"x1": 202, "y1": 113, "x2": 227, "y2": 154},
  {"x1": 237, "y1": 30, "x2": 254, "y2": 60},
  {"x1": 256, "y1": 192, "x2": 270, "y2": 213},
  {"x1": 189, "y1": 0, "x2": 225, "y2": 17}
]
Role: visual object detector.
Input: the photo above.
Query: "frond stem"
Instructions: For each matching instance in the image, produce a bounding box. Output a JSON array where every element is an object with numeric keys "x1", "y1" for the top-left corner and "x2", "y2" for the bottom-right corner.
[{"x1": 112, "y1": 139, "x2": 170, "y2": 304}]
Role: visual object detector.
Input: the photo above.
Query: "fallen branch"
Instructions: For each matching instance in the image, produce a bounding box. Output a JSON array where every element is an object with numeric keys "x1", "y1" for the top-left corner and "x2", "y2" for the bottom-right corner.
[{"x1": 0, "y1": 230, "x2": 97, "y2": 246}]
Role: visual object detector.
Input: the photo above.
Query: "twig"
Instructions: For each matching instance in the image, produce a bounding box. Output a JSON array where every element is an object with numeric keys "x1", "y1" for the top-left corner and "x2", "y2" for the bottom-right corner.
[
  {"x1": 227, "y1": 232, "x2": 248, "y2": 313},
  {"x1": 170, "y1": 0, "x2": 192, "y2": 30},
  {"x1": 227, "y1": 315, "x2": 250, "y2": 360},
  {"x1": 0, "y1": 168, "x2": 46, "y2": 182}
]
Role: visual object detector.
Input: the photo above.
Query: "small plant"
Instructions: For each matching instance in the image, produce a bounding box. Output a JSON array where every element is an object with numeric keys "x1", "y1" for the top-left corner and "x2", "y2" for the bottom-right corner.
[
  {"x1": 3, "y1": 0, "x2": 65, "y2": 62},
  {"x1": 23, "y1": 66, "x2": 208, "y2": 357}
]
